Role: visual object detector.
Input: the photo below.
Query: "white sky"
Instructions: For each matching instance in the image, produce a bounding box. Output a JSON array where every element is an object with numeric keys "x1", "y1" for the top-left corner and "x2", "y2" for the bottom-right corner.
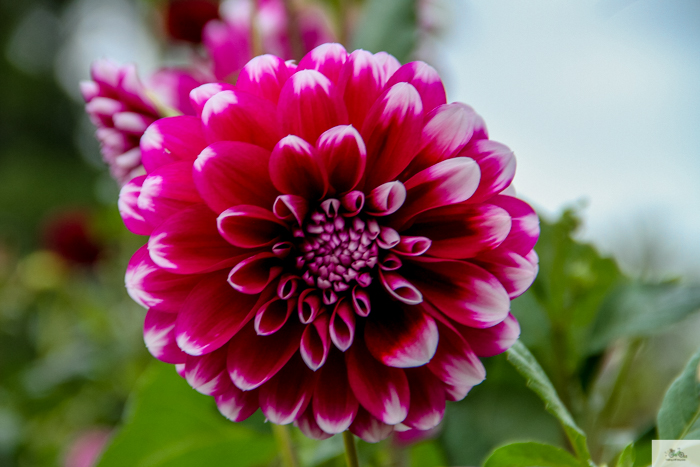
[{"x1": 439, "y1": 0, "x2": 700, "y2": 278}]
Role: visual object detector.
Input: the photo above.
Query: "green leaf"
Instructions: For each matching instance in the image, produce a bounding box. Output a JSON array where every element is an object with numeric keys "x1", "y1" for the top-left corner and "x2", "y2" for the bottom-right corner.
[
  {"x1": 408, "y1": 440, "x2": 448, "y2": 467},
  {"x1": 588, "y1": 283, "x2": 700, "y2": 353},
  {"x1": 96, "y1": 362, "x2": 276, "y2": 467},
  {"x1": 506, "y1": 341, "x2": 591, "y2": 463},
  {"x1": 614, "y1": 443, "x2": 635, "y2": 467},
  {"x1": 350, "y1": 0, "x2": 417, "y2": 63},
  {"x1": 657, "y1": 346, "x2": 700, "y2": 440},
  {"x1": 483, "y1": 442, "x2": 580, "y2": 467}
]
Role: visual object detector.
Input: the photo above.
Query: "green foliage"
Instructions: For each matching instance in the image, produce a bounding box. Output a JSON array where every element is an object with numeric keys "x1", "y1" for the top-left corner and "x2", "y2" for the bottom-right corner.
[
  {"x1": 657, "y1": 346, "x2": 700, "y2": 440},
  {"x1": 613, "y1": 443, "x2": 636, "y2": 467},
  {"x1": 96, "y1": 362, "x2": 276, "y2": 467},
  {"x1": 505, "y1": 341, "x2": 592, "y2": 464},
  {"x1": 351, "y1": 0, "x2": 417, "y2": 63},
  {"x1": 407, "y1": 440, "x2": 447, "y2": 467},
  {"x1": 483, "y1": 442, "x2": 580, "y2": 467},
  {"x1": 513, "y1": 209, "x2": 623, "y2": 392},
  {"x1": 588, "y1": 283, "x2": 700, "y2": 353}
]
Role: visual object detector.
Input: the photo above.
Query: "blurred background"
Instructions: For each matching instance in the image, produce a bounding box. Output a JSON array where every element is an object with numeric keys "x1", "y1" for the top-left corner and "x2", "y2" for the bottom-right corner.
[{"x1": 0, "y1": 0, "x2": 698, "y2": 466}]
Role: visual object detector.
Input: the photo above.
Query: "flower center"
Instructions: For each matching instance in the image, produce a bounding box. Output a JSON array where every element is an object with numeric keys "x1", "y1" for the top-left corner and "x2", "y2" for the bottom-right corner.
[{"x1": 295, "y1": 205, "x2": 379, "y2": 293}]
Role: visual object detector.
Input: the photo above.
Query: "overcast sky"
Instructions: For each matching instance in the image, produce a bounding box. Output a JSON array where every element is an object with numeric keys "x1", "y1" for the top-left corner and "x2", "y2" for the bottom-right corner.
[{"x1": 439, "y1": 0, "x2": 700, "y2": 278}]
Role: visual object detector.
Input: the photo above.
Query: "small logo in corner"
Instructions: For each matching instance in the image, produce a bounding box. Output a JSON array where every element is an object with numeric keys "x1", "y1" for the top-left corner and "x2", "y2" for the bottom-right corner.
[{"x1": 666, "y1": 448, "x2": 688, "y2": 461}]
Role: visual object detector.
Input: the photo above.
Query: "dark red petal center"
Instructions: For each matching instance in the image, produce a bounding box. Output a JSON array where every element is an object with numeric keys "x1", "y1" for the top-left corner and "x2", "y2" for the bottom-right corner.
[{"x1": 295, "y1": 203, "x2": 379, "y2": 293}]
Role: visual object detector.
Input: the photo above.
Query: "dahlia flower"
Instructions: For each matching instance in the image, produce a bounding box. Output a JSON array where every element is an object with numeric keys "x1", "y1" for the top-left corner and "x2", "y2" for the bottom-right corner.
[
  {"x1": 81, "y1": 60, "x2": 204, "y2": 185},
  {"x1": 121, "y1": 43, "x2": 539, "y2": 442},
  {"x1": 203, "y1": 0, "x2": 334, "y2": 80}
]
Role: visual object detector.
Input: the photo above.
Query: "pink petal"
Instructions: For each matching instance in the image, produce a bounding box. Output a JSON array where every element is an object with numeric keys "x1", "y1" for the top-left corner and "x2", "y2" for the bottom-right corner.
[
  {"x1": 459, "y1": 313, "x2": 521, "y2": 358},
  {"x1": 273, "y1": 194, "x2": 308, "y2": 225},
  {"x1": 403, "y1": 258, "x2": 511, "y2": 328},
  {"x1": 193, "y1": 141, "x2": 277, "y2": 213},
  {"x1": 391, "y1": 157, "x2": 481, "y2": 227},
  {"x1": 118, "y1": 175, "x2": 152, "y2": 235},
  {"x1": 338, "y1": 50, "x2": 384, "y2": 128},
  {"x1": 489, "y1": 195, "x2": 540, "y2": 256},
  {"x1": 228, "y1": 252, "x2": 283, "y2": 294},
  {"x1": 189, "y1": 82, "x2": 236, "y2": 116},
  {"x1": 236, "y1": 54, "x2": 293, "y2": 103},
  {"x1": 117, "y1": 64, "x2": 158, "y2": 114},
  {"x1": 143, "y1": 308, "x2": 189, "y2": 364},
  {"x1": 215, "y1": 384, "x2": 260, "y2": 422},
  {"x1": 295, "y1": 405, "x2": 332, "y2": 440},
  {"x1": 474, "y1": 249, "x2": 538, "y2": 299},
  {"x1": 405, "y1": 103, "x2": 484, "y2": 177},
  {"x1": 277, "y1": 274, "x2": 300, "y2": 300},
  {"x1": 365, "y1": 181, "x2": 406, "y2": 216},
  {"x1": 460, "y1": 140, "x2": 516, "y2": 203},
  {"x1": 300, "y1": 314, "x2": 331, "y2": 371},
  {"x1": 259, "y1": 353, "x2": 316, "y2": 425},
  {"x1": 254, "y1": 297, "x2": 294, "y2": 335},
  {"x1": 90, "y1": 58, "x2": 120, "y2": 91},
  {"x1": 297, "y1": 43, "x2": 348, "y2": 84},
  {"x1": 316, "y1": 125, "x2": 367, "y2": 195},
  {"x1": 277, "y1": 69, "x2": 349, "y2": 145},
  {"x1": 140, "y1": 116, "x2": 208, "y2": 173},
  {"x1": 298, "y1": 289, "x2": 325, "y2": 323},
  {"x1": 137, "y1": 161, "x2": 201, "y2": 228},
  {"x1": 113, "y1": 111, "x2": 154, "y2": 135},
  {"x1": 425, "y1": 319, "x2": 486, "y2": 392},
  {"x1": 269, "y1": 135, "x2": 328, "y2": 199},
  {"x1": 379, "y1": 270, "x2": 423, "y2": 305},
  {"x1": 393, "y1": 236, "x2": 432, "y2": 256},
  {"x1": 329, "y1": 298, "x2": 356, "y2": 351},
  {"x1": 403, "y1": 367, "x2": 446, "y2": 430},
  {"x1": 380, "y1": 254, "x2": 403, "y2": 271},
  {"x1": 203, "y1": 19, "x2": 252, "y2": 80},
  {"x1": 175, "y1": 269, "x2": 260, "y2": 355},
  {"x1": 385, "y1": 61, "x2": 446, "y2": 113},
  {"x1": 313, "y1": 351, "x2": 359, "y2": 433},
  {"x1": 184, "y1": 347, "x2": 230, "y2": 395},
  {"x1": 227, "y1": 320, "x2": 303, "y2": 391},
  {"x1": 361, "y1": 83, "x2": 424, "y2": 190},
  {"x1": 202, "y1": 89, "x2": 282, "y2": 150},
  {"x1": 373, "y1": 52, "x2": 401, "y2": 85},
  {"x1": 365, "y1": 302, "x2": 437, "y2": 368},
  {"x1": 407, "y1": 203, "x2": 511, "y2": 259},
  {"x1": 148, "y1": 68, "x2": 203, "y2": 116},
  {"x1": 217, "y1": 205, "x2": 288, "y2": 249},
  {"x1": 340, "y1": 191, "x2": 365, "y2": 216},
  {"x1": 126, "y1": 245, "x2": 200, "y2": 312},
  {"x1": 148, "y1": 204, "x2": 247, "y2": 274},
  {"x1": 346, "y1": 338, "x2": 409, "y2": 425},
  {"x1": 349, "y1": 407, "x2": 394, "y2": 443}
]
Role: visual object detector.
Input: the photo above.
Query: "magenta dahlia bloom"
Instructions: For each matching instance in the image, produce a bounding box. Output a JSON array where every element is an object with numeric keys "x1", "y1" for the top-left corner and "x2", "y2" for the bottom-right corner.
[
  {"x1": 81, "y1": 59, "x2": 205, "y2": 185},
  {"x1": 121, "y1": 43, "x2": 539, "y2": 442},
  {"x1": 203, "y1": 0, "x2": 334, "y2": 80}
]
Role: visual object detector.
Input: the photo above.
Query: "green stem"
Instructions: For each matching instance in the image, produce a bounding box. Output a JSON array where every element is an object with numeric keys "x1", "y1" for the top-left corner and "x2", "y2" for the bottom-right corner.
[
  {"x1": 272, "y1": 424, "x2": 298, "y2": 467},
  {"x1": 343, "y1": 431, "x2": 360, "y2": 467}
]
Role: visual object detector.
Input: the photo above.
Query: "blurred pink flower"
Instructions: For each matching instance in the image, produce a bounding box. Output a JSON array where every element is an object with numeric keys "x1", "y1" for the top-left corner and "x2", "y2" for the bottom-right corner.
[
  {"x1": 393, "y1": 425, "x2": 441, "y2": 446},
  {"x1": 203, "y1": 0, "x2": 334, "y2": 80},
  {"x1": 120, "y1": 44, "x2": 539, "y2": 442},
  {"x1": 64, "y1": 429, "x2": 111, "y2": 467},
  {"x1": 81, "y1": 60, "x2": 205, "y2": 185}
]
